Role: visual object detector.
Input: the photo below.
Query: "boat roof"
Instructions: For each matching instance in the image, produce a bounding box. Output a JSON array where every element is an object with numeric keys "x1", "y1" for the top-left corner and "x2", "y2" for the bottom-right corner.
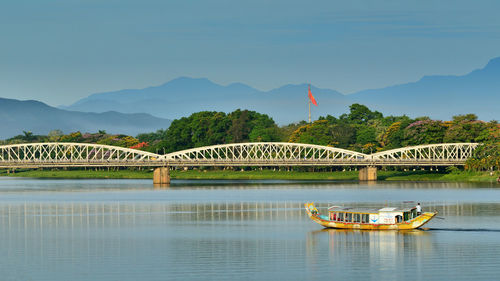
[{"x1": 328, "y1": 206, "x2": 415, "y2": 213}]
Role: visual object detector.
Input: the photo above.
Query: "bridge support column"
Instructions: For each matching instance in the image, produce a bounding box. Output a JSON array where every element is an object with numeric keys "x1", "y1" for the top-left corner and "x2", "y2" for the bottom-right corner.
[
  {"x1": 359, "y1": 166, "x2": 377, "y2": 181},
  {"x1": 153, "y1": 167, "x2": 170, "y2": 185}
]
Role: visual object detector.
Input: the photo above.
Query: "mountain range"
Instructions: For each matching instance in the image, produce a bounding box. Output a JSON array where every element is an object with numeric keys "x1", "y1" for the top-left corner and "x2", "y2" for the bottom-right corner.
[
  {"x1": 62, "y1": 78, "x2": 351, "y2": 125},
  {"x1": 2, "y1": 57, "x2": 499, "y2": 140},
  {"x1": 62, "y1": 57, "x2": 500, "y2": 123},
  {"x1": 0, "y1": 98, "x2": 171, "y2": 139}
]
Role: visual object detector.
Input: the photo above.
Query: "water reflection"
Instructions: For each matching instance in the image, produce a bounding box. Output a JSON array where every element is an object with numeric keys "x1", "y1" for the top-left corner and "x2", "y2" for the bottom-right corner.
[
  {"x1": 0, "y1": 177, "x2": 498, "y2": 192},
  {"x1": 306, "y1": 229, "x2": 433, "y2": 273},
  {"x1": 0, "y1": 179, "x2": 500, "y2": 280},
  {"x1": 1, "y1": 201, "x2": 499, "y2": 233},
  {"x1": 0, "y1": 201, "x2": 312, "y2": 280},
  {"x1": 0, "y1": 201, "x2": 306, "y2": 232},
  {"x1": 153, "y1": 183, "x2": 170, "y2": 190}
]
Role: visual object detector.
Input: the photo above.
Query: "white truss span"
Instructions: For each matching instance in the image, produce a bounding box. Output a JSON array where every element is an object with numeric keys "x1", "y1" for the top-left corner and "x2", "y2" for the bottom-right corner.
[
  {"x1": 0, "y1": 142, "x2": 479, "y2": 168},
  {"x1": 162, "y1": 142, "x2": 367, "y2": 166},
  {"x1": 0, "y1": 142, "x2": 161, "y2": 167},
  {"x1": 369, "y1": 143, "x2": 479, "y2": 165}
]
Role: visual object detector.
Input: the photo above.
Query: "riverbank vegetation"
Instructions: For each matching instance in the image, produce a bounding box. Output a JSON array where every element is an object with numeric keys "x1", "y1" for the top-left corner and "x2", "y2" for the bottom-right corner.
[
  {"x1": 1, "y1": 168, "x2": 497, "y2": 182},
  {"x1": 1, "y1": 104, "x2": 498, "y2": 172}
]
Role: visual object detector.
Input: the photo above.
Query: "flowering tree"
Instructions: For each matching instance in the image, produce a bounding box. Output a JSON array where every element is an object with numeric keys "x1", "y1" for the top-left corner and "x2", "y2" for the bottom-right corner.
[{"x1": 403, "y1": 120, "x2": 447, "y2": 146}]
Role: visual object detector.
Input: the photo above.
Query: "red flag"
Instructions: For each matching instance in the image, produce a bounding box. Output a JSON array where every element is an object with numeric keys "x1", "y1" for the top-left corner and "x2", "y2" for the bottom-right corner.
[{"x1": 308, "y1": 84, "x2": 318, "y2": 106}]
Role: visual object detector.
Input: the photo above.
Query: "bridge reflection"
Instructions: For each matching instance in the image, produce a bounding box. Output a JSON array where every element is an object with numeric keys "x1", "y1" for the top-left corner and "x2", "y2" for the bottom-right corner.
[
  {"x1": 0, "y1": 201, "x2": 496, "y2": 232},
  {"x1": 0, "y1": 201, "x2": 307, "y2": 231}
]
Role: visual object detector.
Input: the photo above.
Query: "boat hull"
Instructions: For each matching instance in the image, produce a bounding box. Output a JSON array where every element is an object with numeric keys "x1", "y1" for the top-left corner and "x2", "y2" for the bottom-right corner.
[{"x1": 305, "y1": 203, "x2": 437, "y2": 230}]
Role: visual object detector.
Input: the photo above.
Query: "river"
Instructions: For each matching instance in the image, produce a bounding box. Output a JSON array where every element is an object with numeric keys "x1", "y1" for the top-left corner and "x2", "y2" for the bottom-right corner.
[{"x1": 0, "y1": 178, "x2": 499, "y2": 280}]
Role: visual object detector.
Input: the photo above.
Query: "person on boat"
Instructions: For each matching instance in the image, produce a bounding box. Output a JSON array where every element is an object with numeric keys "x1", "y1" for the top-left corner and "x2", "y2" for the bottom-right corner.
[{"x1": 416, "y1": 203, "x2": 422, "y2": 215}]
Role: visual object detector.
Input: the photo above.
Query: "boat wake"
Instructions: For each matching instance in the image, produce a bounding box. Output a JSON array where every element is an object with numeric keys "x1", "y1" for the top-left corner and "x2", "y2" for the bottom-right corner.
[{"x1": 426, "y1": 228, "x2": 500, "y2": 232}]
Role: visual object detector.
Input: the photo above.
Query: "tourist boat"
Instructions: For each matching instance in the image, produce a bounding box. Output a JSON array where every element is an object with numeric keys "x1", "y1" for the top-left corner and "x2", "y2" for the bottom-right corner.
[{"x1": 304, "y1": 203, "x2": 437, "y2": 230}]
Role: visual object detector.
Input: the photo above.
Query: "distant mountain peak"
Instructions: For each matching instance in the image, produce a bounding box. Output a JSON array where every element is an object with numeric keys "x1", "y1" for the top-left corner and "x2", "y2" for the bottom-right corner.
[
  {"x1": 161, "y1": 76, "x2": 214, "y2": 87},
  {"x1": 484, "y1": 56, "x2": 500, "y2": 70},
  {"x1": 0, "y1": 97, "x2": 171, "y2": 139}
]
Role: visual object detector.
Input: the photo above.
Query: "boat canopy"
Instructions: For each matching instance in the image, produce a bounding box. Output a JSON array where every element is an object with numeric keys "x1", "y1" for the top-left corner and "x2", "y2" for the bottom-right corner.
[{"x1": 328, "y1": 206, "x2": 416, "y2": 214}]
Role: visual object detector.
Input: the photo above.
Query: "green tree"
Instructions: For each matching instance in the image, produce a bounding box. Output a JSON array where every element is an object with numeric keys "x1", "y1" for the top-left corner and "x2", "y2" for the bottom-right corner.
[
  {"x1": 342, "y1": 104, "x2": 383, "y2": 124},
  {"x1": 443, "y1": 114, "x2": 487, "y2": 143},
  {"x1": 163, "y1": 116, "x2": 196, "y2": 152},
  {"x1": 356, "y1": 126, "x2": 377, "y2": 145},
  {"x1": 227, "y1": 110, "x2": 250, "y2": 143},
  {"x1": 380, "y1": 118, "x2": 414, "y2": 149},
  {"x1": 48, "y1": 130, "x2": 63, "y2": 142},
  {"x1": 289, "y1": 120, "x2": 356, "y2": 148},
  {"x1": 59, "y1": 131, "x2": 83, "y2": 142},
  {"x1": 289, "y1": 120, "x2": 333, "y2": 146},
  {"x1": 248, "y1": 113, "x2": 280, "y2": 142},
  {"x1": 157, "y1": 109, "x2": 279, "y2": 153},
  {"x1": 22, "y1": 131, "x2": 35, "y2": 142}
]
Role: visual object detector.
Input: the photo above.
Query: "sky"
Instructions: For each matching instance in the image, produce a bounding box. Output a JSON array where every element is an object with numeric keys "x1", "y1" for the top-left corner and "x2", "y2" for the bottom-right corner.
[{"x1": 1, "y1": 0, "x2": 500, "y2": 106}]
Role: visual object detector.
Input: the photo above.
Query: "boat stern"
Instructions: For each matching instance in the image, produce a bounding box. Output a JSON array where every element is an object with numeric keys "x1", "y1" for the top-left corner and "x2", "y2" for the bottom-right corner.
[{"x1": 410, "y1": 211, "x2": 437, "y2": 229}]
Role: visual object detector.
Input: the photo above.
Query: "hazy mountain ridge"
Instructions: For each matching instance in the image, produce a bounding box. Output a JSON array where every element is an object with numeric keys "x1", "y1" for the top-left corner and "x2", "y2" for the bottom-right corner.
[
  {"x1": 63, "y1": 78, "x2": 350, "y2": 124},
  {"x1": 59, "y1": 56, "x2": 500, "y2": 123},
  {"x1": 348, "y1": 57, "x2": 500, "y2": 119},
  {"x1": 0, "y1": 98, "x2": 171, "y2": 139}
]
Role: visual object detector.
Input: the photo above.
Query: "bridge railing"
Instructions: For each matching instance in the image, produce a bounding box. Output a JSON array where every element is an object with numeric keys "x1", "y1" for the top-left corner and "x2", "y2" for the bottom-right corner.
[
  {"x1": 161, "y1": 142, "x2": 367, "y2": 162},
  {"x1": 369, "y1": 143, "x2": 479, "y2": 161},
  {"x1": 0, "y1": 142, "x2": 479, "y2": 167},
  {"x1": 0, "y1": 143, "x2": 161, "y2": 164}
]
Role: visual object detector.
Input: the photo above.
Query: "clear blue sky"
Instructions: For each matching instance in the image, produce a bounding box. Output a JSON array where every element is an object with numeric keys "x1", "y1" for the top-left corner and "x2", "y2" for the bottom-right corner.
[{"x1": 1, "y1": 0, "x2": 499, "y2": 106}]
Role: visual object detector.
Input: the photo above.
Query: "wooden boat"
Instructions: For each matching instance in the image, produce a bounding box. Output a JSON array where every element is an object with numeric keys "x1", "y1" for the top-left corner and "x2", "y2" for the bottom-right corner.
[{"x1": 305, "y1": 202, "x2": 437, "y2": 230}]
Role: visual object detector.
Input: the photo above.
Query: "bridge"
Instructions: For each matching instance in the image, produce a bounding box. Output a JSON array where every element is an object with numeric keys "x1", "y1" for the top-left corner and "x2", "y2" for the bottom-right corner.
[{"x1": 0, "y1": 142, "x2": 479, "y2": 183}]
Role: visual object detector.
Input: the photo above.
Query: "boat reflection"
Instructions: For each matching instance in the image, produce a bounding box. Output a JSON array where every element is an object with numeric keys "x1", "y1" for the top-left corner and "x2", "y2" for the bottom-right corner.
[{"x1": 306, "y1": 228, "x2": 434, "y2": 271}]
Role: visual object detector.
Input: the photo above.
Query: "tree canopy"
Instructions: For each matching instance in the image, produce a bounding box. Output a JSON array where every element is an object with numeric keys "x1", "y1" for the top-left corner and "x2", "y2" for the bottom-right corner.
[
  {"x1": 138, "y1": 109, "x2": 281, "y2": 153},
  {"x1": 1, "y1": 104, "x2": 498, "y2": 171}
]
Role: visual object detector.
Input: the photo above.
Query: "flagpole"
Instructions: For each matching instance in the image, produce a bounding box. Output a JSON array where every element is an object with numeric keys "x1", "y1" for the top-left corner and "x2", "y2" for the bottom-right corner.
[
  {"x1": 307, "y1": 84, "x2": 311, "y2": 123},
  {"x1": 307, "y1": 84, "x2": 311, "y2": 124},
  {"x1": 308, "y1": 99, "x2": 311, "y2": 123}
]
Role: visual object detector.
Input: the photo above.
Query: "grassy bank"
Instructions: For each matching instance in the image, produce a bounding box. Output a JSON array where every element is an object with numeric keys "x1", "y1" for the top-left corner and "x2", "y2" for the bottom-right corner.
[
  {"x1": 0, "y1": 169, "x2": 153, "y2": 179},
  {"x1": 382, "y1": 170, "x2": 498, "y2": 182},
  {"x1": 0, "y1": 168, "x2": 498, "y2": 183}
]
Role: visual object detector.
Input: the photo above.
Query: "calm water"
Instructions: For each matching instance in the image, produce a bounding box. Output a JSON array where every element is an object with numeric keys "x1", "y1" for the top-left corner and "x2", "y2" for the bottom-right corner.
[{"x1": 0, "y1": 178, "x2": 499, "y2": 280}]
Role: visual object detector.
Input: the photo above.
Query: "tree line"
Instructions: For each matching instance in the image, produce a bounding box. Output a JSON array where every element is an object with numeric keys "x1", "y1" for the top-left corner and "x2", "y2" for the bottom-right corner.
[{"x1": 1, "y1": 104, "x2": 498, "y2": 171}]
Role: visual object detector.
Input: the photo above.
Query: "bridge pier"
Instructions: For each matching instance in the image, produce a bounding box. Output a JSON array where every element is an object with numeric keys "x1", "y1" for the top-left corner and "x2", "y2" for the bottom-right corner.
[
  {"x1": 359, "y1": 166, "x2": 377, "y2": 181},
  {"x1": 153, "y1": 167, "x2": 171, "y2": 185}
]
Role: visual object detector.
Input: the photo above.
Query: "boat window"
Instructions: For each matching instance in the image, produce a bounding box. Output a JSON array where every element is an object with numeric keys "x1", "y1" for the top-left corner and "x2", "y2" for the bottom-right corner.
[
  {"x1": 395, "y1": 215, "x2": 402, "y2": 223},
  {"x1": 361, "y1": 214, "x2": 369, "y2": 223},
  {"x1": 403, "y1": 212, "x2": 409, "y2": 221},
  {"x1": 332, "y1": 212, "x2": 338, "y2": 221},
  {"x1": 412, "y1": 209, "x2": 417, "y2": 218},
  {"x1": 353, "y1": 214, "x2": 360, "y2": 223},
  {"x1": 338, "y1": 212, "x2": 344, "y2": 222},
  {"x1": 345, "y1": 213, "x2": 352, "y2": 223}
]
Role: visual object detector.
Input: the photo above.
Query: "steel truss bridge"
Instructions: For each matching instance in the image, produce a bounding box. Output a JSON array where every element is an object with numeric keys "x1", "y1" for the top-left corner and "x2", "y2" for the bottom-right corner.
[{"x1": 0, "y1": 142, "x2": 479, "y2": 168}]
